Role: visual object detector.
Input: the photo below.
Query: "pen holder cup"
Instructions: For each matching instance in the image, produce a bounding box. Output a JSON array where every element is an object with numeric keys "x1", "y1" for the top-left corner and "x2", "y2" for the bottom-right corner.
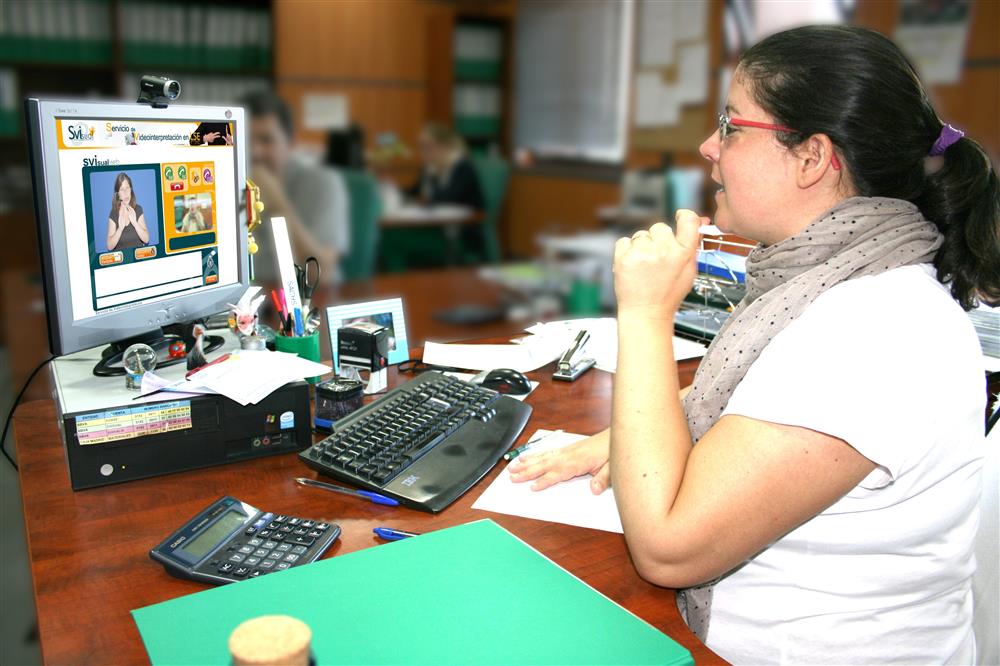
[{"x1": 274, "y1": 330, "x2": 323, "y2": 384}]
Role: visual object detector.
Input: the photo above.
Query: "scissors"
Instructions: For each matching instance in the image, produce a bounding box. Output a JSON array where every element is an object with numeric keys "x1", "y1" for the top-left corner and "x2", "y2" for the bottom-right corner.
[{"x1": 294, "y1": 256, "x2": 321, "y2": 308}]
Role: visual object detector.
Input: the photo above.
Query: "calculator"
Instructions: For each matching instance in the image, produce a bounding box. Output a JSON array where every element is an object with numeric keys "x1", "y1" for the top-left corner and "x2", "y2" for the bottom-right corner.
[{"x1": 150, "y1": 496, "x2": 341, "y2": 585}]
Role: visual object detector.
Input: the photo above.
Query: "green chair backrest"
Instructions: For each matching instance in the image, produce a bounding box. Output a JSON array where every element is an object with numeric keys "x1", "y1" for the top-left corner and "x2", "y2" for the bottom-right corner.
[
  {"x1": 340, "y1": 169, "x2": 382, "y2": 281},
  {"x1": 469, "y1": 155, "x2": 509, "y2": 263}
]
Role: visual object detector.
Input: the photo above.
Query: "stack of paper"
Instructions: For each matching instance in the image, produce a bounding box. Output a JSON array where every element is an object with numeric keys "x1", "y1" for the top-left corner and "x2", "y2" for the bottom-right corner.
[
  {"x1": 523, "y1": 318, "x2": 706, "y2": 373},
  {"x1": 141, "y1": 351, "x2": 331, "y2": 406},
  {"x1": 423, "y1": 317, "x2": 705, "y2": 374}
]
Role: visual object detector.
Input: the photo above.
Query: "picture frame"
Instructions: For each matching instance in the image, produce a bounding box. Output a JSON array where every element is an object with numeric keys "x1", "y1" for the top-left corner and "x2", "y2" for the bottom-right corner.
[{"x1": 325, "y1": 297, "x2": 409, "y2": 372}]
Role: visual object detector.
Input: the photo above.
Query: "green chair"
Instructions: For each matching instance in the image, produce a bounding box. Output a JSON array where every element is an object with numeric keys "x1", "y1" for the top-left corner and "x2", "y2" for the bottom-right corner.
[
  {"x1": 339, "y1": 169, "x2": 381, "y2": 281},
  {"x1": 468, "y1": 155, "x2": 509, "y2": 263}
]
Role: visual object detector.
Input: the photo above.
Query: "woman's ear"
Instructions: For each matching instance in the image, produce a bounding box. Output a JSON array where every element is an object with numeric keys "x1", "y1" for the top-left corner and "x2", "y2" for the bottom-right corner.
[{"x1": 794, "y1": 134, "x2": 838, "y2": 189}]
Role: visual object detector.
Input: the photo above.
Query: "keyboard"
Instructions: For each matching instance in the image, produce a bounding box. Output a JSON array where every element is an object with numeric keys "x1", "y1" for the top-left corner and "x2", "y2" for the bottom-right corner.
[{"x1": 299, "y1": 371, "x2": 533, "y2": 512}]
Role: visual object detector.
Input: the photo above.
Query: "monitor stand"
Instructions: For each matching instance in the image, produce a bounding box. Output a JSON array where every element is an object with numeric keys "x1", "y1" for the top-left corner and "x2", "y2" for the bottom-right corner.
[{"x1": 93, "y1": 328, "x2": 224, "y2": 377}]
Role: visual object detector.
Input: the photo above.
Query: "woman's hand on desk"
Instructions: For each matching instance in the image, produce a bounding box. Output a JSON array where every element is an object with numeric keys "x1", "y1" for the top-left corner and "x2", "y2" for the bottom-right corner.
[
  {"x1": 614, "y1": 210, "x2": 705, "y2": 318},
  {"x1": 508, "y1": 429, "x2": 611, "y2": 494}
]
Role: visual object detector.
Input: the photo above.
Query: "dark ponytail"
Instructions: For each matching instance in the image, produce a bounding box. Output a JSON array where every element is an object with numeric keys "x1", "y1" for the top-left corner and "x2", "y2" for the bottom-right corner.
[{"x1": 738, "y1": 25, "x2": 999, "y2": 310}]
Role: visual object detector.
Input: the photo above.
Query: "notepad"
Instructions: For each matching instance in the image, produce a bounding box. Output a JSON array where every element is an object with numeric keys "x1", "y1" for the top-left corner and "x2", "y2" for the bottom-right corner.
[
  {"x1": 473, "y1": 430, "x2": 624, "y2": 533},
  {"x1": 132, "y1": 519, "x2": 691, "y2": 666}
]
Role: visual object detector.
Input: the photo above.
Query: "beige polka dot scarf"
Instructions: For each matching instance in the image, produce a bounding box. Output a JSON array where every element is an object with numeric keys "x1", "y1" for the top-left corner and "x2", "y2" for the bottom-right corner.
[{"x1": 676, "y1": 196, "x2": 943, "y2": 641}]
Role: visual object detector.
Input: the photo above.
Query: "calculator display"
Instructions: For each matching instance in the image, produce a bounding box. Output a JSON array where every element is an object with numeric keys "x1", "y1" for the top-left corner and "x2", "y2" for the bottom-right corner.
[{"x1": 178, "y1": 510, "x2": 247, "y2": 560}]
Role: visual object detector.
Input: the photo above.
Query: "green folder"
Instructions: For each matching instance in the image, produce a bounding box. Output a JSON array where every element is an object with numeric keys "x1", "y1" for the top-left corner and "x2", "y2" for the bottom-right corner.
[{"x1": 132, "y1": 519, "x2": 692, "y2": 665}]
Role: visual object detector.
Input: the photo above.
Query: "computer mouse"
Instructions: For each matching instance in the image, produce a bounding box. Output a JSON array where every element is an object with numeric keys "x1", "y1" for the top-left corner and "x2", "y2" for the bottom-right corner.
[{"x1": 473, "y1": 368, "x2": 532, "y2": 395}]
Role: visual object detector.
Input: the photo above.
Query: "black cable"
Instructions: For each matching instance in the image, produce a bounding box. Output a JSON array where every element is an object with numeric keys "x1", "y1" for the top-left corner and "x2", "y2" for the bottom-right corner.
[{"x1": 1, "y1": 356, "x2": 55, "y2": 471}]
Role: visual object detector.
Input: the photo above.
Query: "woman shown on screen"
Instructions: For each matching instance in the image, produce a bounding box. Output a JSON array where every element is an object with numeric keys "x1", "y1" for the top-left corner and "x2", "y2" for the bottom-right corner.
[{"x1": 107, "y1": 172, "x2": 150, "y2": 251}]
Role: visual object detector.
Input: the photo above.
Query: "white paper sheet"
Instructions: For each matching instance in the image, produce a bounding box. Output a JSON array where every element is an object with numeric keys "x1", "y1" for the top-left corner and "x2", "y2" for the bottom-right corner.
[
  {"x1": 675, "y1": 41, "x2": 709, "y2": 104},
  {"x1": 422, "y1": 337, "x2": 564, "y2": 373},
  {"x1": 472, "y1": 430, "x2": 623, "y2": 533},
  {"x1": 639, "y1": 0, "x2": 675, "y2": 67}
]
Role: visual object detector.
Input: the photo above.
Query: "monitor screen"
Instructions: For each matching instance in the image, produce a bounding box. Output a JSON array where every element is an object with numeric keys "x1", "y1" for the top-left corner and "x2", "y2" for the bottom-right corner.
[
  {"x1": 26, "y1": 100, "x2": 249, "y2": 357},
  {"x1": 59, "y1": 118, "x2": 239, "y2": 317}
]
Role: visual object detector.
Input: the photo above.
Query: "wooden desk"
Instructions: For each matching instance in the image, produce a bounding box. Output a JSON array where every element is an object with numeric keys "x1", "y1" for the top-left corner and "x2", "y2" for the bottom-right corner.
[{"x1": 13, "y1": 350, "x2": 723, "y2": 664}]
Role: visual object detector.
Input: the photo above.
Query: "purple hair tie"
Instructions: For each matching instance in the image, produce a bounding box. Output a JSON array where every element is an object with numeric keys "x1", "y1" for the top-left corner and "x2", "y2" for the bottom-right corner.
[{"x1": 929, "y1": 123, "x2": 964, "y2": 156}]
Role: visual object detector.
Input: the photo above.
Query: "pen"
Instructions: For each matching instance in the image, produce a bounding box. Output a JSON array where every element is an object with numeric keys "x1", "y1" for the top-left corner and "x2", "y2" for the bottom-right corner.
[
  {"x1": 294, "y1": 477, "x2": 400, "y2": 506},
  {"x1": 185, "y1": 352, "x2": 232, "y2": 379},
  {"x1": 270, "y1": 289, "x2": 284, "y2": 318},
  {"x1": 373, "y1": 527, "x2": 420, "y2": 541},
  {"x1": 293, "y1": 307, "x2": 304, "y2": 337},
  {"x1": 503, "y1": 429, "x2": 564, "y2": 462}
]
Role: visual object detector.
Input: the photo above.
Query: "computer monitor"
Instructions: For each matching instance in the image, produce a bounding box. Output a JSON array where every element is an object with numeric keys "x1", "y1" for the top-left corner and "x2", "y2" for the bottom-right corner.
[{"x1": 24, "y1": 98, "x2": 249, "y2": 374}]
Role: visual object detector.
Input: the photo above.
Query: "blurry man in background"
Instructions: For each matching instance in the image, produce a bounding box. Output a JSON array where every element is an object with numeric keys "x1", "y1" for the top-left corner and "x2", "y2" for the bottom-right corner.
[{"x1": 241, "y1": 91, "x2": 350, "y2": 284}]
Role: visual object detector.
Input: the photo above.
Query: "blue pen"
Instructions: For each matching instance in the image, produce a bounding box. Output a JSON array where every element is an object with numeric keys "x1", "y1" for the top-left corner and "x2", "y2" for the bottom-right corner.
[
  {"x1": 294, "y1": 477, "x2": 399, "y2": 506},
  {"x1": 374, "y1": 527, "x2": 421, "y2": 541},
  {"x1": 293, "y1": 307, "x2": 304, "y2": 336}
]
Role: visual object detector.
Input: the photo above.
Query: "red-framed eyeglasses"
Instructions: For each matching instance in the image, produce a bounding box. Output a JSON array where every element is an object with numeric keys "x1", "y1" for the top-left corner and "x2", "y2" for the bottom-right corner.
[{"x1": 718, "y1": 113, "x2": 842, "y2": 171}]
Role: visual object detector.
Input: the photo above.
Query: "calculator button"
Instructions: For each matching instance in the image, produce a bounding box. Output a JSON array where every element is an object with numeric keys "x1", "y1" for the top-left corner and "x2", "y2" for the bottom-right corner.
[
  {"x1": 293, "y1": 527, "x2": 309, "y2": 536},
  {"x1": 247, "y1": 538, "x2": 262, "y2": 547},
  {"x1": 273, "y1": 515, "x2": 288, "y2": 523},
  {"x1": 308, "y1": 530, "x2": 323, "y2": 538},
  {"x1": 218, "y1": 562, "x2": 235, "y2": 573},
  {"x1": 275, "y1": 562, "x2": 292, "y2": 570},
  {"x1": 234, "y1": 566, "x2": 251, "y2": 578},
  {"x1": 301, "y1": 520, "x2": 315, "y2": 529},
  {"x1": 244, "y1": 527, "x2": 257, "y2": 536},
  {"x1": 288, "y1": 518, "x2": 302, "y2": 526},
  {"x1": 253, "y1": 549, "x2": 269, "y2": 558},
  {"x1": 270, "y1": 533, "x2": 286, "y2": 542},
  {"x1": 260, "y1": 513, "x2": 274, "y2": 523},
  {"x1": 276, "y1": 543, "x2": 292, "y2": 552},
  {"x1": 289, "y1": 535, "x2": 315, "y2": 547},
  {"x1": 279, "y1": 525, "x2": 293, "y2": 533},
  {"x1": 245, "y1": 556, "x2": 261, "y2": 566},
  {"x1": 315, "y1": 523, "x2": 329, "y2": 531},
  {"x1": 283, "y1": 553, "x2": 300, "y2": 563},
  {"x1": 248, "y1": 570, "x2": 263, "y2": 578},
  {"x1": 291, "y1": 545, "x2": 308, "y2": 555},
  {"x1": 258, "y1": 529, "x2": 272, "y2": 538},
  {"x1": 238, "y1": 545, "x2": 254, "y2": 554},
  {"x1": 258, "y1": 559, "x2": 276, "y2": 570},
  {"x1": 228, "y1": 554, "x2": 245, "y2": 563},
  {"x1": 267, "y1": 522, "x2": 283, "y2": 531},
  {"x1": 263, "y1": 541, "x2": 278, "y2": 550}
]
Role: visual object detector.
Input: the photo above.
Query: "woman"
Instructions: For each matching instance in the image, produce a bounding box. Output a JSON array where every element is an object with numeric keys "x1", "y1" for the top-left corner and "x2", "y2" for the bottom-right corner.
[
  {"x1": 107, "y1": 172, "x2": 150, "y2": 251},
  {"x1": 408, "y1": 123, "x2": 484, "y2": 211},
  {"x1": 510, "y1": 26, "x2": 997, "y2": 664}
]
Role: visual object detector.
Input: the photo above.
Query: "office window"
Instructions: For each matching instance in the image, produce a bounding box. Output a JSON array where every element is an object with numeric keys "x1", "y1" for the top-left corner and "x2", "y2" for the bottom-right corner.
[{"x1": 514, "y1": 1, "x2": 633, "y2": 163}]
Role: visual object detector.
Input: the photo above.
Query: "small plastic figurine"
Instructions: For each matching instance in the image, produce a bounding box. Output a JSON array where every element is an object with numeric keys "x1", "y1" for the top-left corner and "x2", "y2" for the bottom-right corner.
[
  {"x1": 168, "y1": 339, "x2": 186, "y2": 359},
  {"x1": 229, "y1": 287, "x2": 266, "y2": 350},
  {"x1": 187, "y1": 323, "x2": 207, "y2": 372}
]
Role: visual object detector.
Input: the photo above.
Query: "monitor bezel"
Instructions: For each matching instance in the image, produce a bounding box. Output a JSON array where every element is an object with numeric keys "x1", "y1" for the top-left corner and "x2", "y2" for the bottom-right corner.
[{"x1": 25, "y1": 98, "x2": 250, "y2": 357}]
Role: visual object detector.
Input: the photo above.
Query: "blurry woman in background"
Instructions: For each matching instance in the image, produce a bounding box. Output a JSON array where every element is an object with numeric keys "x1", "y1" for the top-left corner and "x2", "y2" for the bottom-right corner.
[
  {"x1": 509, "y1": 25, "x2": 997, "y2": 664},
  {"x1": 107, "y1": 172, "x2": 149, "y2": 251},
  {"x1": 408, "y1": 123, "x2": 484, "y2": 211}
]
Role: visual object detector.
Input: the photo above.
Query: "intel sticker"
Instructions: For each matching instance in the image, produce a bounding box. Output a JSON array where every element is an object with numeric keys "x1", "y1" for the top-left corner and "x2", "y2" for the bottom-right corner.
[{"x1": 279, "y1": 411, "x2": 295, "y2": 430}]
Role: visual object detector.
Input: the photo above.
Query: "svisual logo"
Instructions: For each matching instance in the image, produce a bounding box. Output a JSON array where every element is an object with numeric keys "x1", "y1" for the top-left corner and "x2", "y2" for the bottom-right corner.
[
  {"x1": 401, "y1": 475, "x2": 419, "y2": 487},
  {"x1": 65, "y1": 122, "x2": 95, "y2": 144}
]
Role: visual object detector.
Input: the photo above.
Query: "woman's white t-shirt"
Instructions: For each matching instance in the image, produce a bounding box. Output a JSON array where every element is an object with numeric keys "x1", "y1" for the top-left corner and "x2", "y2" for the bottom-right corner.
[{"x1": 706, "y1": 264, "x2": 985, "y2": 665}]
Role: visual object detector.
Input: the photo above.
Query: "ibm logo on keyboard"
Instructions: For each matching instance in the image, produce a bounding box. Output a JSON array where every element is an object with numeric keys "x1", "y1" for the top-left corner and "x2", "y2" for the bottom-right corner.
[{"x1": 401, "y1": 475, "x2": 419, "y2": 487}]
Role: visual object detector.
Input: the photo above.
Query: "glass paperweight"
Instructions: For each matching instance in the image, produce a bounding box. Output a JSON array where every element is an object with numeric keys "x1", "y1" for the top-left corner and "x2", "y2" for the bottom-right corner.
[{"x1": 122, "y1": 343, "x2": 158, "y2": 390}]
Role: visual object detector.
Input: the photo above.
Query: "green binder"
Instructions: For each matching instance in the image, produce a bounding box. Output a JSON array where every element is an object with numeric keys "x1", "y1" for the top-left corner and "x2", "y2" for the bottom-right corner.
[{"x1": 132, "y1": 519, "x2": 692, "y2": 665}]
